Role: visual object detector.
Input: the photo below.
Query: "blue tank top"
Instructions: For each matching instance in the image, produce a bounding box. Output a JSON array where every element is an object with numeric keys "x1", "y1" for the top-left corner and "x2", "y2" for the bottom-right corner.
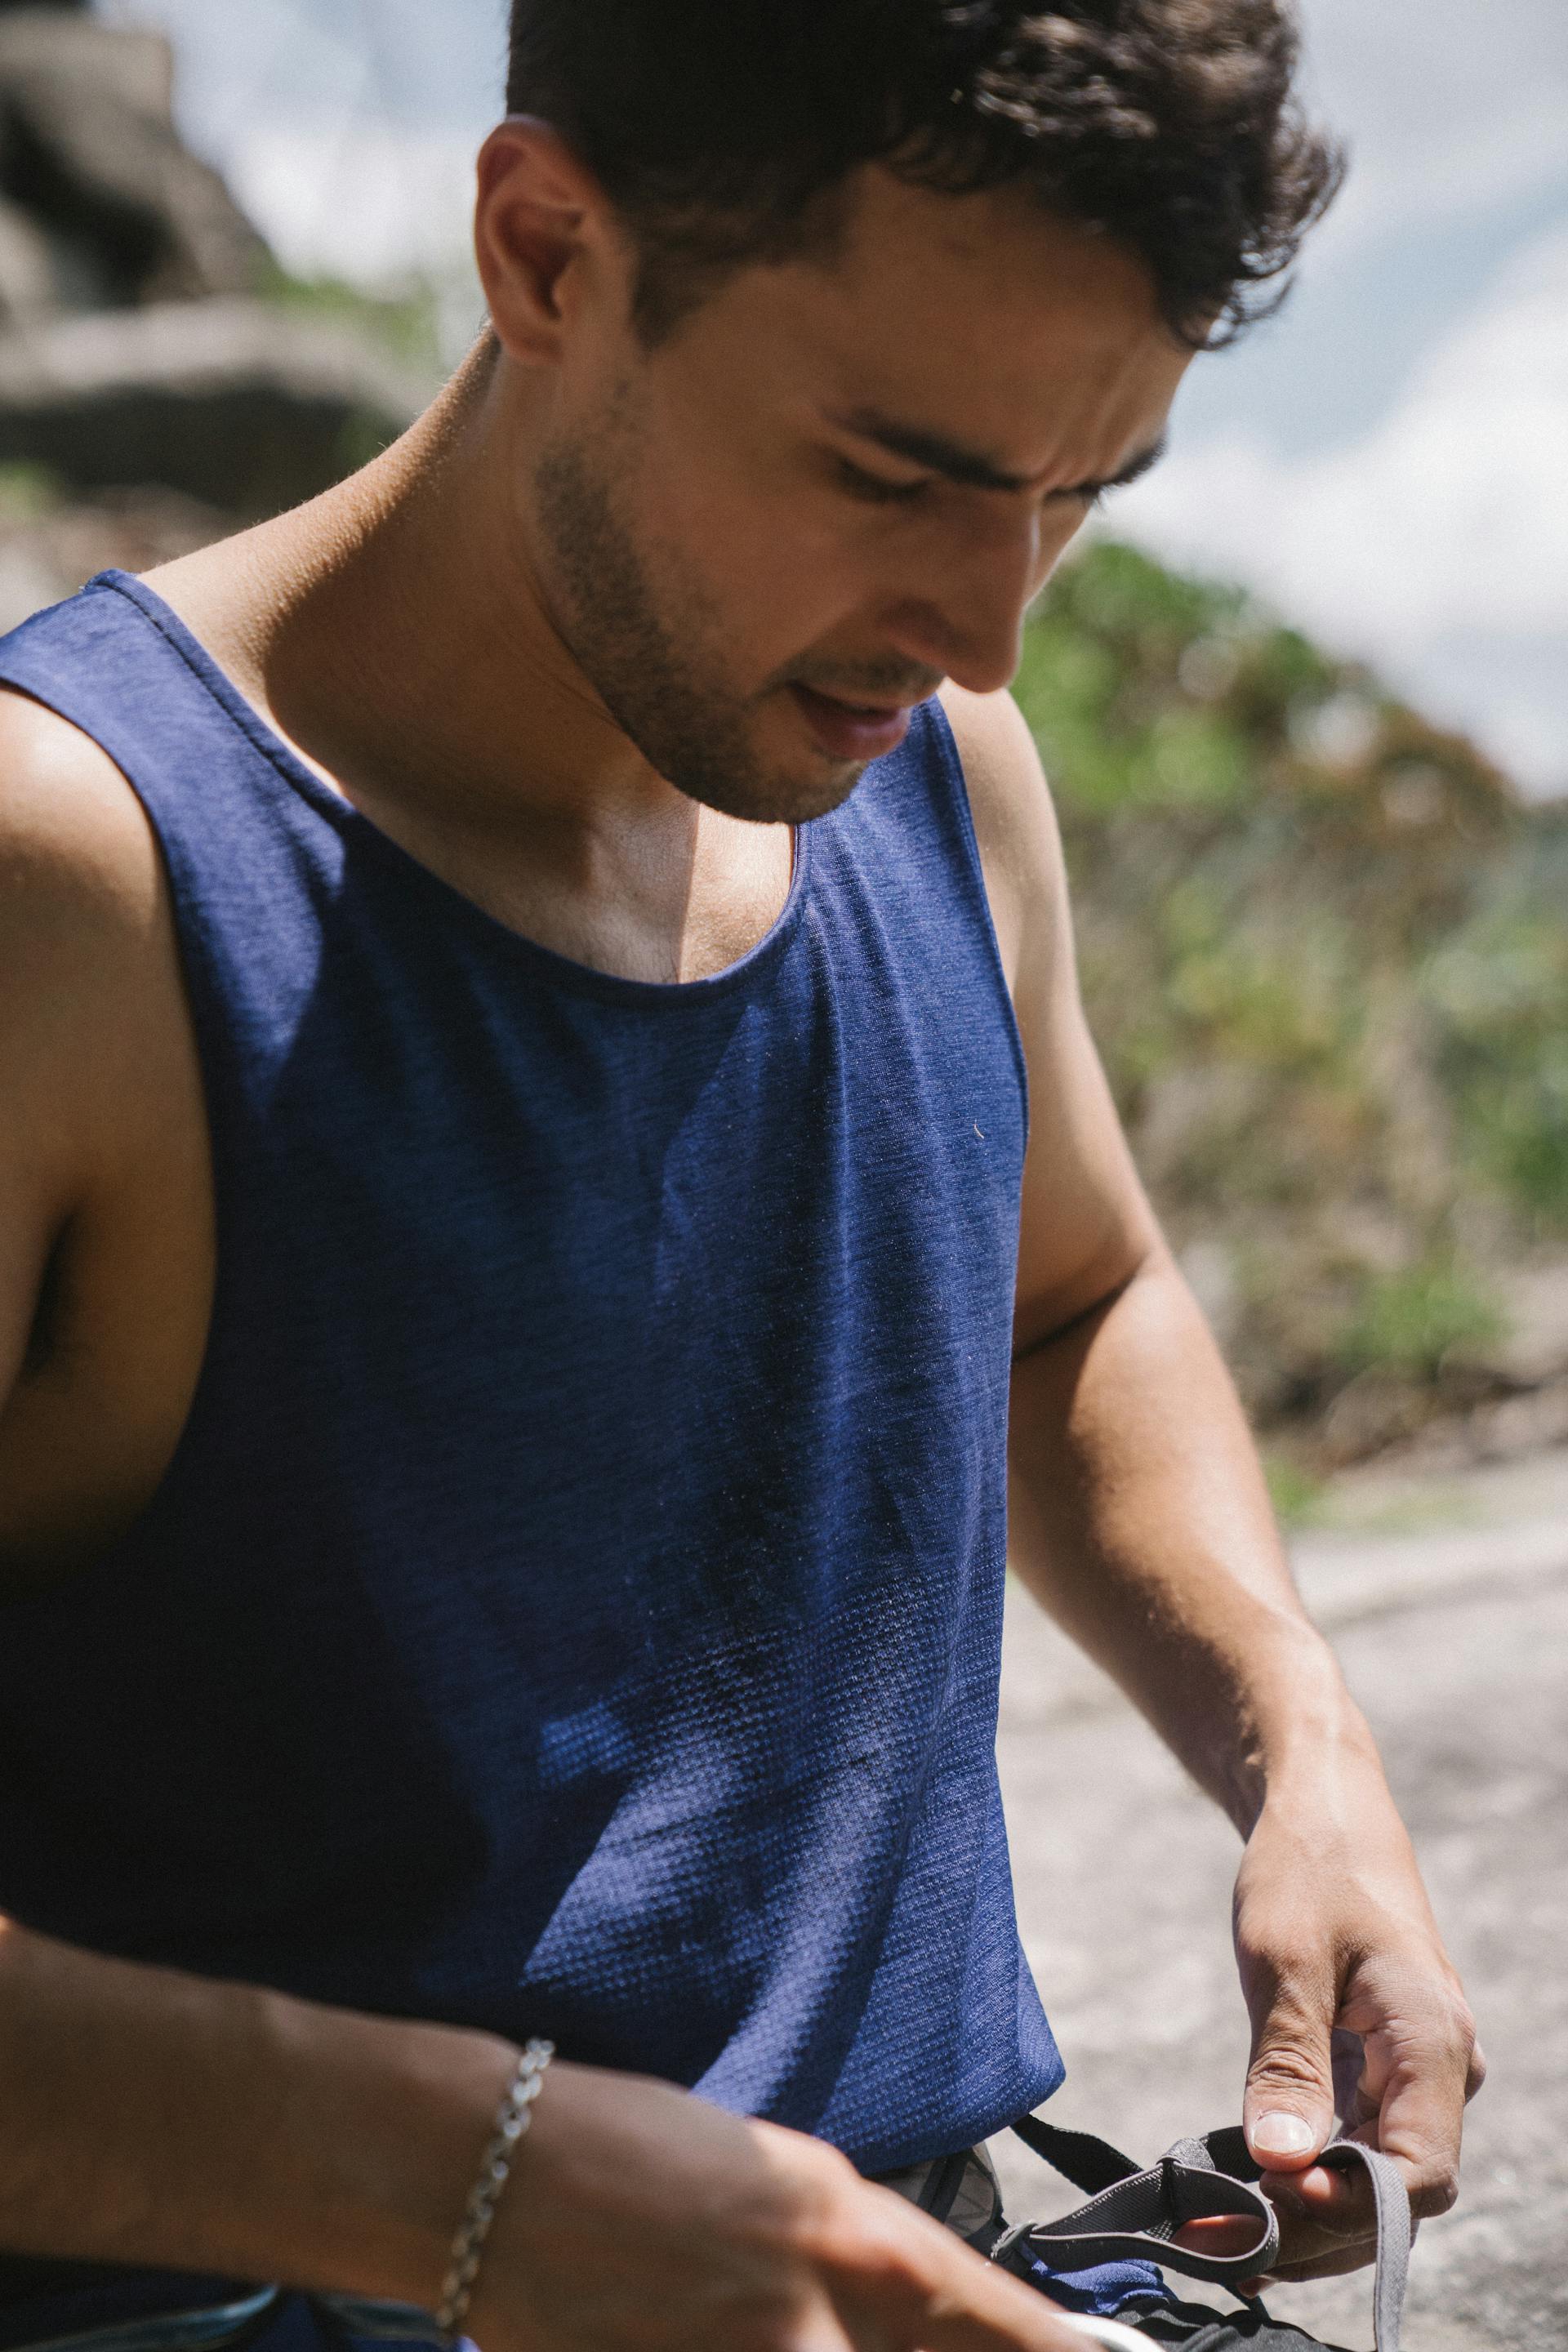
[{"x1": 0, "y1": 574, "x2": 1161, "y2": 2333}]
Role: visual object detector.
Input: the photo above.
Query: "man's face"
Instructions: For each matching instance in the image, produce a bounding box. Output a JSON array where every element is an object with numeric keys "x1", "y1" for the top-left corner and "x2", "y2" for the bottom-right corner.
[{"x1": 527, "y1": 167, "x2": 1194, "y2": 824}]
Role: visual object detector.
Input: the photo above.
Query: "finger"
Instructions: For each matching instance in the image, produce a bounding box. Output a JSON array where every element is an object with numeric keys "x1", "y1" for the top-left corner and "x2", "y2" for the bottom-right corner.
[
  {"x1": 1243, "y1": 2229, "x2": 1423, "y2": 2290},
  {"x1": 1359, "y1": 2008, "x2": 1477, "y2": 2221},
  {"x1": 1260, "y1": 2163, "x2": 1377, "y2": 2274},
  {"x1": 910, "y1": 2271, "x2": 1094, "y2": 2352},
  {"x1": 911, "y1": 2245, "x2": 1093, "y2": 2352},
  {"x1": 1330, "y1": 2026, "x2": 1369, "y2": 2128},
  {"x1": 1259, "y1": 2211, "x2": 1419, "y2": 2286},
  {"x1": 837, "y1": 2194, "x2": 1090, "y2": 2352},
  {"x1": 1467, "y1": 2040, "x2": 1489, "y2": 2103},
  {"x1": 1171, "y1": 2215, "x2": 1270, "y2": 2261},
  {"x1": 1266, "y1": 2163, "x2": 1373, "y2": 2230},
  {"x1": 1242, "y1": 1977, "x2": 1338, "y2": 2172}
]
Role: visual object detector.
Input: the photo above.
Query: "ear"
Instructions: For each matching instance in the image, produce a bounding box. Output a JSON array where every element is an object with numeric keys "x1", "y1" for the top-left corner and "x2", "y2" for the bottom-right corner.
[{"x1": 474, "y1": 117, "x2": 617, "y2": 367}]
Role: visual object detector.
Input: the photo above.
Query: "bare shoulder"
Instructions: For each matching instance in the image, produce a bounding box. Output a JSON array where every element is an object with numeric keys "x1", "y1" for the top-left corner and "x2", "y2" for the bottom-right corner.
[
  {"x1": 936, "y1": 681, "x2": 1070, "y2": 997},
  {"x1": 0, "y1": 686, "x2": 167, "y2": 915},
  {"x1": 0, "y1": 685, "x2": 188, "y2": 1180}
]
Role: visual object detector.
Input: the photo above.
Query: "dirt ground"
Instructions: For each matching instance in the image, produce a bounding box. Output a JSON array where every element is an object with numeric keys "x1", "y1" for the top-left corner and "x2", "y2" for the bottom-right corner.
[{"x1": 991, "y1": 1446, "x2": 1568, "y2": 2352}]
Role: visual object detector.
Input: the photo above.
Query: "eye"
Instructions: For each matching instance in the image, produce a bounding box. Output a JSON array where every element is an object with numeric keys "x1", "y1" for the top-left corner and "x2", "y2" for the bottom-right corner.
[{"x1": 833, "y1": 457, "x2": 933, "y2": 507}]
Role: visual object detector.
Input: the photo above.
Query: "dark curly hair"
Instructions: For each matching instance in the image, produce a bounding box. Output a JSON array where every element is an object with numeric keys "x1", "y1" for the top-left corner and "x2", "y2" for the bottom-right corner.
[{"x1": 506, "y1": 1, "x2": 1343, "y2": 349}]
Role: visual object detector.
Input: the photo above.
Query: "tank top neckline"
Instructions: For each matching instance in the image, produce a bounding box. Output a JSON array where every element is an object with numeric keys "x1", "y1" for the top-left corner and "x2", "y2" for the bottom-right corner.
[{"x1": 91, "y1": 568, "x2": 815, "y2": 1011}]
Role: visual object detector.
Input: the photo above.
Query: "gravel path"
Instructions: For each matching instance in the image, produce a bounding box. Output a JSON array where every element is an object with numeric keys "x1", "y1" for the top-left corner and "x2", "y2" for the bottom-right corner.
[{"x1": 991, "y1": 1449, "x2": 1568, "y2": 2352}]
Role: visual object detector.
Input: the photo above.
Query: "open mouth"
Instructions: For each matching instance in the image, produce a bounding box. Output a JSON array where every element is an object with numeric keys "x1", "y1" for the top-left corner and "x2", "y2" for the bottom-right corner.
[{"x1": 787, "y1": 684, "x2": 915, "y2": 761}]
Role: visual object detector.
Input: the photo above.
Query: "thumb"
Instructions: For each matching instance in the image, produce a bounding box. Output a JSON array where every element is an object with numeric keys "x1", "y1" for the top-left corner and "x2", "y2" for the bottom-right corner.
[{"x1": 1244, "y1": 1991, "x2": 1337, "y2": 2172}]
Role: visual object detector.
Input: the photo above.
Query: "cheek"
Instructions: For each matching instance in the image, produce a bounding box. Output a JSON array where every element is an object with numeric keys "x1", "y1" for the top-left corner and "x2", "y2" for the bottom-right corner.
[{"x1": 645, "y1": 463, "x2": 875, "y2": 654}]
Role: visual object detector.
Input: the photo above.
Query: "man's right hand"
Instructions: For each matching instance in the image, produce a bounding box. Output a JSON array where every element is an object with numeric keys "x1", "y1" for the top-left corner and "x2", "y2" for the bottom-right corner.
[{"x1": 473, "y1": 2061, "x2": 1083, "y2": 2352}]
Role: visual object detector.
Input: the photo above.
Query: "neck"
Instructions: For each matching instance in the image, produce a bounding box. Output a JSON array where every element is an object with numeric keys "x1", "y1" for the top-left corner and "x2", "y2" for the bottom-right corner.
[
  {"x1": 145, "y1": 345, "x2": 795, "y2": 987},
  {"x1": 214, "y1": 341, "x2": 671, "y2": 847}
]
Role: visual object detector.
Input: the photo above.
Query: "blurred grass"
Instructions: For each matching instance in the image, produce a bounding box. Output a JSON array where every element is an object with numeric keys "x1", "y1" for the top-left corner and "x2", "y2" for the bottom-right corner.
[
  {"x1": 256, "y1": 260, "x2": 446, "y2": 375},
  {"x1": 1017, "y1": 540, "x2": 1568, "y2": 1461},
  {"x1": 1263, "y1": 1454, "x2": 1329, "y2": 1530}
]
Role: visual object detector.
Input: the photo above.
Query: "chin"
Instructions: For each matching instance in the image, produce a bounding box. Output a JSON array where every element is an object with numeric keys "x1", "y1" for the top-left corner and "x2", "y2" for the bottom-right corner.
[
  {"x1": 687, "y1": 763, "x2": 866, "y2": 827},
  {"x1": 666, "y1": 744, "x2": 868, "y2": 826}
]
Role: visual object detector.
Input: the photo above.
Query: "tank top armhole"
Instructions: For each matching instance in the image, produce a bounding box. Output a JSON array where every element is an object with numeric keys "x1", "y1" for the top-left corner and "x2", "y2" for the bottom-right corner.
[
  {"x1": 0, "y1": 629, "x2": 240, "y2": 1181},
  {"x1": 0, "y1": 623, "x2": 243, "y2": 1560},
  {"x1": 915, "y1": 697, "x2": 1031, "y2": 1143}
]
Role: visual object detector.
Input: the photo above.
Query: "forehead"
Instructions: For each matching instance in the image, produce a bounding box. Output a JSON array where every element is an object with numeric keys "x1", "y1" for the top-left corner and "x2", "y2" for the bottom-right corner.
[{"x1": 666, "y1": 166, "x2": 1194, "y2": 483}]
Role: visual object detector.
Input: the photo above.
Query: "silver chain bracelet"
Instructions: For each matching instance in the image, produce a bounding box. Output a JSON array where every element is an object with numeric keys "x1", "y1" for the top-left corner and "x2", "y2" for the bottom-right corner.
[{"x1": 434, "y1": 2038, "x2": 555, "y2": 2343}]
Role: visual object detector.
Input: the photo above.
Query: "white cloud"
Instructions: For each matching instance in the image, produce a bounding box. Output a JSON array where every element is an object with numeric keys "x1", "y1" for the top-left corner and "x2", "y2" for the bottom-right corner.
[
  {"x1": 226, "y1": 121, "x2": 482, "y2": 286},
  {"x1": 1296, "y1": 0, "x2": 1568, "y2": 252},
  {"x1": 1117, "y1": 223, "x2": 1568, "y2": 795}
]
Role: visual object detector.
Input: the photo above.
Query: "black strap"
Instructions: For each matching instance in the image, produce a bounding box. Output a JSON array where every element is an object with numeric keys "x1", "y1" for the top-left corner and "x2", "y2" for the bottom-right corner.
[
  {"x1": 1007, "y1": 2115, "x2": 1143, "y2": 2197},
  {"x1": 996, "y1": 2117, "x2": 1410, "y2": 2352}
]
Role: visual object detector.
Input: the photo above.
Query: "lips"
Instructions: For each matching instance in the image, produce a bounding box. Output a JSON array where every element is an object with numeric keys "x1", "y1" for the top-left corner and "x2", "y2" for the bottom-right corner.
[{"x1": 788, "y1": 683, "x2": 914, "y2": 762}]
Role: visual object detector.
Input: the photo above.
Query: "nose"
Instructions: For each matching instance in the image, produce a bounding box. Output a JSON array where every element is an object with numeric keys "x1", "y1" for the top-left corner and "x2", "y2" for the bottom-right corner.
[{"x1": 881, "y1": 502, "x2": 1080, "y2": 697}]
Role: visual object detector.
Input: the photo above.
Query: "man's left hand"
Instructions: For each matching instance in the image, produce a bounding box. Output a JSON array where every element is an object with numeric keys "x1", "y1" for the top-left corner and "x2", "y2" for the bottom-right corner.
[{"x1": 1205, "y1": 1760, "x2": 1485, "y2": 2287}]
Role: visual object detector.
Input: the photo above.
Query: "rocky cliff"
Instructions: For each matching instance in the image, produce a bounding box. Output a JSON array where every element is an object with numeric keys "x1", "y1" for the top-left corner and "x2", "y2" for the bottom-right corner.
[{"x1": 0, "y1": 2, "x2": 430, "y2": 511}]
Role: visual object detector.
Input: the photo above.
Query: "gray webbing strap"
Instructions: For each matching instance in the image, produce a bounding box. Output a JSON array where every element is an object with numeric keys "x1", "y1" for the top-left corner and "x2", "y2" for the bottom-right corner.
[
  {"x1": 996, "y1": 2117, "x2": 1411, "y2": 2352},
  {"x1": 1316, "y1": 2141, "x2": 1410, "y2": 2352}
]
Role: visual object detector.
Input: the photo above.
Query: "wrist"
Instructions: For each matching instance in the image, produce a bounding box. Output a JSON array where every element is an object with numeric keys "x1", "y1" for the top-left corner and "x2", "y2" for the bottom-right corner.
[
  {"x1": 256, "y1": 1991, "x2": 524, "y2": 2309},
  {"x1": 1241, "y1": 1699, "x2": 1406, "y2": 1871},
  {"x1": 1221, "y1": 1619, "x2": 1379, "y2": 1838}
]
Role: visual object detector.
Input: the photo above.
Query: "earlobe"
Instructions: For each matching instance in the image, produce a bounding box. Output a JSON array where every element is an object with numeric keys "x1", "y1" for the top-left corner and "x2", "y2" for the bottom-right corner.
[{"x1": 474, "y1": 117, "x2": 599, "y2": 368}]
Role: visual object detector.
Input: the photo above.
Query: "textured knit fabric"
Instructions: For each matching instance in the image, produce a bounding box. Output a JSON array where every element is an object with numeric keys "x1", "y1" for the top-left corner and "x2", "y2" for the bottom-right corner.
[{"x1": 0, "y1": 569, "x2": 1124, "y2": 2336}]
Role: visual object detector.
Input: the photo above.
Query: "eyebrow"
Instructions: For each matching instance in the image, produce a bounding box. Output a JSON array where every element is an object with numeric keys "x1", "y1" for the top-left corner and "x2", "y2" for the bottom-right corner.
[{"x1": 827, "y1": 407, "x2": 1169, "y2": 501}]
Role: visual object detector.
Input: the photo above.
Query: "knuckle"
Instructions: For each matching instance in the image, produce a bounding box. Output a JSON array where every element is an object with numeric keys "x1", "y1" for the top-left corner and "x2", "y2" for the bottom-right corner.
[
  {"x1": 1412, "y1": 2168, "x2": 1461, "y2": 2221},
  {"x1": 1440, "y1": 1995, "x2": 1479, "y2": 2060},
  {"x1": 793, "y1": 2142, "x2": 861, "y2": 2222},
  {"x1": 1249, "y1": 2043, "x2": 1331, "y2": 2096},
  {"x1": 1454, "y1": 2010, "x2": 1483, "y2": 2075}
]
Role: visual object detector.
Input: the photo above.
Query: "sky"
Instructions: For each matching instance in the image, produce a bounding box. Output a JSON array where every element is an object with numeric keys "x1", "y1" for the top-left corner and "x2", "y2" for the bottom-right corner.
[{"x1": 102, "y1": 0, "x2": 1568, "y2": 795}]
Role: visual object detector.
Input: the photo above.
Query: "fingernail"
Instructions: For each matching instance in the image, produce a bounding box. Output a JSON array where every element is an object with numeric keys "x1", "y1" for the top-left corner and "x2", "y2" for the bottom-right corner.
[{"x1": 1251, "y1": 2110, "x2": 1317, "y2": 2158}]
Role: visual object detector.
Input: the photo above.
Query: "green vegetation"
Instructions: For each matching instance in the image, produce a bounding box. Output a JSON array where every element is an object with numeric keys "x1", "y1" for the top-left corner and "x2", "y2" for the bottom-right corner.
[
  {"x1": 256, "y1": 260, "x2": 445, "y2": 375},
  {"x1": 0, "y1": 462, "x2": 65, "y2": 520},
  {"x1": 1017, "y1": 540, "x2": 1568, "y2": 1458},
  {"x1": 1336, "y1": 1258, "x2": 1506, "y2": 1383},
  {"x1": 1263, "y1": 1453, "x2": 1328, "y2": 1530}
]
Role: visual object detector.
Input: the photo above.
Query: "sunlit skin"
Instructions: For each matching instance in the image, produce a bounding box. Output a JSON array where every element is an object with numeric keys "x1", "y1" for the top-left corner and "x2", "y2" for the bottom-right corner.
[
  {"x1": 0, "y1": 112, "x2": 1481, "y2": 2341},
  {"x1": 136, "y1": 129, "x2": 1193, "y2": 988}
]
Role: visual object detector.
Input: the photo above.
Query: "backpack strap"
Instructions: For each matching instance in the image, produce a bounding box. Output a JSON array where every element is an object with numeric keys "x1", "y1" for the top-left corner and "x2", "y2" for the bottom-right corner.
[
  {"x1": 1007, "y1": 2116, "x2": 1144, "y2": 2197},
  {"x1": 994, "y1": 2118, "x2": 1410, "y2": 2352}
]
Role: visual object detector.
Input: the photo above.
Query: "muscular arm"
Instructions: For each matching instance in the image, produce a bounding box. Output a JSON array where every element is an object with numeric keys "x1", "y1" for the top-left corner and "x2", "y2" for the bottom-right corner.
[
  {"x1": 0, "y1": 696, "x2": 503, "y2": 2296},
  {"x1": 947, "y1": 683, "x2": 1481, "y2": 2281},
  {"x1": 0, "y1": 693, "x2": 213, "y2": 1576}
]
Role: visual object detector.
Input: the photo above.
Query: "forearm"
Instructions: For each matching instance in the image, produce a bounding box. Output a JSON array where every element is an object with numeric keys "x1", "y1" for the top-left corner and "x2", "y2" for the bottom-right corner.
[
  {"x1": 1008, "y1": 1250, "x2": 1373, "y2": 1834},
  {"x1": 0, "y1": 1918, "x2": 514, "y2": 2299}
]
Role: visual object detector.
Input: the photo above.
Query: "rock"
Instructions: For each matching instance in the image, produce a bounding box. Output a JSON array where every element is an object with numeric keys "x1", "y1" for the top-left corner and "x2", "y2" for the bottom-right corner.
[
  {"x1": 1494, "y1": 1260, "x2": 1568, "y2": 1388},
  {"x1": 994, "y1": 1447, "x2": 1568, "y2": 2350},
  {"x1": 0, "y1": 11, "x2": 271, "y2": 324},
  {"x1": 0, "y1": 296, "x2": 430, "y2": 514}
]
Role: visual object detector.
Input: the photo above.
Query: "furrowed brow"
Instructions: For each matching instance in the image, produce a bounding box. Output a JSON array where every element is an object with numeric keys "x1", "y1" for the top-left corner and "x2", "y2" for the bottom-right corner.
[
  {"x1": 831, "y1": 408, "x2": 1036, "y2": 493},
  {"x1": 1058, "y1": 435, "x2": 1169, "y2": 503},
  {"x1": 830, "y1": 408, "x2": 1169, "y2": 501}
]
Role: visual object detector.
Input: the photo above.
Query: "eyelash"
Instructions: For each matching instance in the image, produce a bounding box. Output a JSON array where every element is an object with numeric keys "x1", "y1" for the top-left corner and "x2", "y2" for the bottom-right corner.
[
  {"x1": 835, "y1": 458, "x2": 932, "y2": 507},
  {"x1": 835, "y1": 457, "x2": 1118, "y2": 514}
]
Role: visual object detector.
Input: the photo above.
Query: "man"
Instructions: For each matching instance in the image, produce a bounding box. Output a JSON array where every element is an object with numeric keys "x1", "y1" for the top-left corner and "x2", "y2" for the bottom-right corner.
[{"x1": 0, "y1": 5, "x2": 1481, "y2": 2351}]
